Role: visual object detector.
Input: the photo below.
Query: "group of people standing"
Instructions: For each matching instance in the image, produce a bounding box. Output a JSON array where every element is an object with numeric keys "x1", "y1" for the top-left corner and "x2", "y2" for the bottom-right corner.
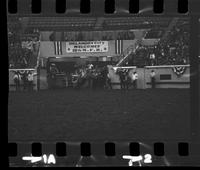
[
  {"x1": 116, "y1": 69, "x2": 156, "y2": 89},
  {"x1": 47, "y1": 63, "x2": 112, "y2": 90},
  {"x1": 13, "y1": 71, "x2": 35, "y2": 91},
  {"x1": 116, "y1": 69, "x2": 138, "y2": 89},
  {"x1": 47, "y1": 63, "x2": 157, "y2": 90},
  {"x1": 70, "y1": 64, "x2": 112, "y2": 90}
]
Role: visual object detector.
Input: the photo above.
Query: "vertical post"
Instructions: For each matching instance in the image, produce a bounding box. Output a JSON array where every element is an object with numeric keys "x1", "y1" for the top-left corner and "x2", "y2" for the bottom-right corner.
[
  {"x1": 190, "y1": 15, "x2": 199, "y2": 141},
  {"x1": 37, "y1": 65, "x2": 40, "y2": 91}
]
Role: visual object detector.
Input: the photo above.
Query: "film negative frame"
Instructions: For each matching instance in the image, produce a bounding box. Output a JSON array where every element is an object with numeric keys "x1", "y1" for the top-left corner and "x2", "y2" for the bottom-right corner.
[{"x1": 5, "y1": 0, "x2": 200, "y2": 167}]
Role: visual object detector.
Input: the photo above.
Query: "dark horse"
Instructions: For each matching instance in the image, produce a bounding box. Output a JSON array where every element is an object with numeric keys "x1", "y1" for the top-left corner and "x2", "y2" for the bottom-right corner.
[
  {"x1": 75, "y1": 67, "x2": 109, "y2": 89},
  {"x1": 94, "y1": 67, "x2": 109, "y2": 89},
  {"x1": 117, "y1": 69, "x2": 130, "y2": 89},
  {"x1": 75, "y1": 75, "x2": 87, "y2": 89},
  {"x1": 75, "y1": 70, "x2": 95, "y2": 89}
]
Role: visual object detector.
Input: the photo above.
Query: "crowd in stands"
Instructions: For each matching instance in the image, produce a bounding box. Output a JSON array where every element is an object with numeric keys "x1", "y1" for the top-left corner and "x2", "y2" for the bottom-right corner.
[
  {"x1": 8, "y1": 18, "x2": 40, "y2": 69},
  {"x1": 125, "y1": 22, "x2": 189, "y2": 67},
  {"x1": 9, "y1": 44, "x2": 33, "y2": 68}
]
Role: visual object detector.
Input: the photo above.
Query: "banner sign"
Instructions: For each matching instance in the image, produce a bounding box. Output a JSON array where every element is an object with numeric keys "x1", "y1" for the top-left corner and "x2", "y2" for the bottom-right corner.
[
  {"x1": 66, "y1": 41, "x2": 108, "y2": 53},
  {"x1": 172, "y1": 66, "x2": 187, "y2": 77}
]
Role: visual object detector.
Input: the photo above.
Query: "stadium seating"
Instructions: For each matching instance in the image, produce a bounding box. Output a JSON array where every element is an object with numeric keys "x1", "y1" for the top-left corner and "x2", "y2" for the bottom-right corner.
[
  {"x1": 8, "y1": 16, "x2": 189, "y2": 68},
  {"x1": 102, "y1": 17, "x2": 171, "y2": 30},
  {"x1": 124, "y1": 18, "x2": 189, "y2": 67},
  {"x1": 27, "y1": 17, "x2": 97, "y2": 31},
  {"x1": 26, "y1": 17, "x2": 172, "y2": 31},
  {"x1": 24, "y1": 17, "x2": 173, "y2": 41},
  {"x1": 8, "y1": 17, "x2": 40, "y2": 69}
]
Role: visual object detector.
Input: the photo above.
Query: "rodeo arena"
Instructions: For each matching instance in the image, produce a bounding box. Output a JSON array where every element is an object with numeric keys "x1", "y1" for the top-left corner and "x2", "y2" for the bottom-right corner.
[
  {"x1": 8, "y1": 17, "x2": 190, "y2": 91},
  {"x1": 8, "y1": 16, "x2": 192, "y2": 163}
]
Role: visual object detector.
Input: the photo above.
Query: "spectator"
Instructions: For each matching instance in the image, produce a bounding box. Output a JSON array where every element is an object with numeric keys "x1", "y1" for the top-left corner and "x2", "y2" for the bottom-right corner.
[
  {"x1": 149, "y1": 53, "x2": 156, "y2": 66},
  {"x1": 118, "y1": 69, "x2": 126, "y2": 89},
  {"x1": 48, "y1": 64, "x2": 59, "y2": 89}
]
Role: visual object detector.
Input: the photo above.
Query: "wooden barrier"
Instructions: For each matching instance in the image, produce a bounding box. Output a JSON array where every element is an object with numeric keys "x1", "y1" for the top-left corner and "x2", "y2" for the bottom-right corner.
[
  {"x1": 144, "y1": 65, "x2": 190, "y2": 89},
  {"x1": 108, "y1": 65, "x2": 190, "y2": 89}
]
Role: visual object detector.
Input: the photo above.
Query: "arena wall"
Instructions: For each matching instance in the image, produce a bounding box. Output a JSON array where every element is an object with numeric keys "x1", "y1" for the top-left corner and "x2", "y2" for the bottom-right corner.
[
  {"x1": 144, "y1": 65, "x2": 190, "y2": 89},
  {"x1": 108, "y1": 65, "x2": 190, "y2": 89},
  {"x1": 9, "y1": 65, "x2": 190, "y2": 91},
  {"x1": 9, "y1": 69, "x2": 38, "y2": 91}
]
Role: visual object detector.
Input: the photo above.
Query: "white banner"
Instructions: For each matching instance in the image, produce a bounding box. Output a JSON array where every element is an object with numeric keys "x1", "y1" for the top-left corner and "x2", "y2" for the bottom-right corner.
[{"x1": 66, "y1": 41, "x2": 108, "y2": 53}]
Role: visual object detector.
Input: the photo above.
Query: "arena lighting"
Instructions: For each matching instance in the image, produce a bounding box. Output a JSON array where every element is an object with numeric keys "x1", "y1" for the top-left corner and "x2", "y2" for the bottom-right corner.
[
  {"x1": 139, "y1": 7, "x2": 153, "y2": 14},
  {"x1": 116, "y1": 9, "x2": 129, "y2": 13}
]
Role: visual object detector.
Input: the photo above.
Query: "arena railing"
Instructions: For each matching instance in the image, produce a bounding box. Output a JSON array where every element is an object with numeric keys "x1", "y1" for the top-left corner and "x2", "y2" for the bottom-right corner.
[
  {"x1": 116, "y1": 40, "x2": 140, "y2": 67},
  {"x1": 145, "y1": 64, "x2": 190, "y2": 68},
  {"x1": 9, "y1": 68, "x2": 38, "y2": 91}
]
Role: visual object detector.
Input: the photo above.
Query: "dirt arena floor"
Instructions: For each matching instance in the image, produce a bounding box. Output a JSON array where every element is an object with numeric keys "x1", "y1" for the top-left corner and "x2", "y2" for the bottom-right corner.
[{"x1": 8, "y1": 88, "x2": 190, "y2": 142}]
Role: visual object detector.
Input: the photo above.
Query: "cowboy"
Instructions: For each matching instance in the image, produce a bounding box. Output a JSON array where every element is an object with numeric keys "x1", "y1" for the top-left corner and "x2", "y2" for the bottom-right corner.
[
  {"x1": 131, "y1": 71, "x2": 138, "y2": 89},
  {"x1": 106, "y1": 72, "x2": 112, "y2": 89},
  {"x1": 118, "y1": 69, "x2": 126, "y2": 90},
  {"x1": 86, "y1": 69, "x2": 93, "y2": 89},
  {"x1": 13, "y1": 72, "x2": 21, "y2": 91},
  {"x1": 124, "y1": 69, "x2": 130, "y2": 89},
  {"x1": 21, "y1": 71, "x2": 28, "y2": 90},
  {"x1": 150, "y1": 70, "x2": 156, "y2": 89},
  {"x1": 149, "y1": 53, "x2": 156, "y2": 66},
  {"x1": 27, "y1": 71, "x2": 34, "y2": 91},
  {"x1": 48, "y1": 63, "x2": 58, "y2": 89}
]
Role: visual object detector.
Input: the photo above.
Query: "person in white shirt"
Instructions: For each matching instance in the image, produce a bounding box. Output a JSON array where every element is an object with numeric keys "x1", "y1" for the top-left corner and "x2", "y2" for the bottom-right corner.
[
  {"x1": 106, "y1": 72, "x2": 112, "y2": 89},
  {"x1": 131, "y1": 71, "x2": 138, "y2": 89},
  {"x1": 13, "y1": 72, "x2": 21, "y2": 91},
  {"x1": 27, "y1": 71, "x2": 35, "y2": 91},
  {"x1": 150, "y1": 53, "x2": 156, "y2": 66},
  {"x1": 150, "y1": 70, "x2": 156, "y2": 88},
  {"x1": 88, "y1": 64, "x2": 93, "y2": 70}
]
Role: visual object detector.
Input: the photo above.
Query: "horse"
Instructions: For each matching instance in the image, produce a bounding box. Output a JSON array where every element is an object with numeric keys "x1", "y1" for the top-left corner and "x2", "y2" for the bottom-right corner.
[
  {"x1": 117, "y1": 69, "x2": 130, "y2": 90},
  {"x1": 93, "y1": 67, "x2": 109, "y2": 89}
]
